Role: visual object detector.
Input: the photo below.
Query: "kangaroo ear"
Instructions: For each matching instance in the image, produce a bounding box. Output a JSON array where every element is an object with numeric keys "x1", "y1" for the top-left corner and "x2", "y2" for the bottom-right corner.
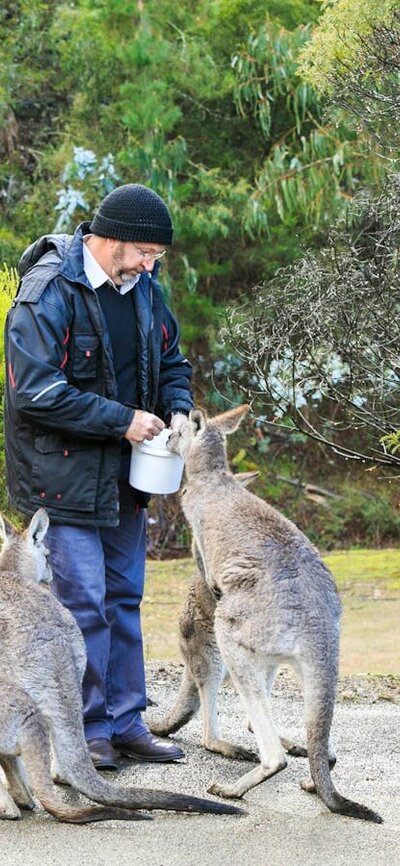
[
  {"x1": 235, "y1": 470, "x2": 260, "y2": 487},
  {"x1": 212, "y1": 404, "x2": 250, "y2": 435},
  {"x1": 189, "y1": 408, "x2": 207, "y2": 434},
  {"x1": 29, "y1": 509, "x2": 49, "y2": 545},
  {"x1": 0, "y1": 514, "x2": 16, "y2": 545},
  {"x1": 0, "y1": 515, "x2": 7, "y2": 547}
]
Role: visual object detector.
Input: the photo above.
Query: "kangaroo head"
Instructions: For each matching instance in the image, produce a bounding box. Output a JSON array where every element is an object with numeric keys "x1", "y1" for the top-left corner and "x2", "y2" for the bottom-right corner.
[
  {"x1": 0, "y1": 508, "x2": 53, "y2": 585},
  {"x1": 169, "y1": 404, "x2": 250, "y2": 477}
]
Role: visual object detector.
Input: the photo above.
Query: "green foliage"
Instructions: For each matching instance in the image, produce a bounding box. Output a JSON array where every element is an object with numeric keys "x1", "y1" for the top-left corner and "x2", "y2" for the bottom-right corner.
[
  {"x1": 0, "y1": 264, "x2": 17, "y2": 426},
  {"x1": 222, "y1": 169, "x2": 400, "y2": 469},
  {"x1": 232, "y1": 21, "x2": 385, "y2": 236},
  {"x1": 0, "y1": 0, "x2": 387, "y2": 360},
  {"x1": 328, "y1": 485, "x2": 400, "y2": 549},
  {"x1": 299, "y1": 0, "x2": 399, "y2": 92},
  {"x1": 215, "y1": 0, "x2": 320, "y2": 47},
  {"x1": 1, "y1": 0, "x2": 398, "y2": 541},
  {"x1": 1, "y1": 0, "x2": 397, "y2": 473},
  {"x1": 232, "y1": 24, "x2": 317, "y2": 139},
  {"x1": 0, "y1": 264, "x2": 18, "y2": 516},
  {"x1": 247, "y1": 444, "x2": 400, "y2": 551},
  {"x1": 0, "y1": 264, "x2": 17, "y2": 392},
  {"x1": 381, "y1": 431, "x2": 400, "y2": 457}
]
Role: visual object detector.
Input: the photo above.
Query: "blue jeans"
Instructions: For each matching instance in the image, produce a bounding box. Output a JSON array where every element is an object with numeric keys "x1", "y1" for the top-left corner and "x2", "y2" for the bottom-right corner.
[{"x1": 46, "y1": 509, "x2": 149, "y2": 742}]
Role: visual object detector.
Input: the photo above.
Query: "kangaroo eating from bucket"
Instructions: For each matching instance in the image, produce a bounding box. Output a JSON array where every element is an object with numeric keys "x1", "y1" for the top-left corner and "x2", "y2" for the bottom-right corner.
[
  {"x1": 150, "y1": 471, "x2": 305, "y2": 763},
  {"x1": 159, "y1": 405, "x2": 382, "y2": 823},
  {"x1": 0, "y1": 509, "x2": 241, "y2": 823}
]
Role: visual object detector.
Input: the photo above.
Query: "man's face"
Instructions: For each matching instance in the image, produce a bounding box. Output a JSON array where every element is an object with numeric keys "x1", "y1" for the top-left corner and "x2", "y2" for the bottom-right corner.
[{"x1": 109, "y1": 240, "x2": 166, "y2": 285}]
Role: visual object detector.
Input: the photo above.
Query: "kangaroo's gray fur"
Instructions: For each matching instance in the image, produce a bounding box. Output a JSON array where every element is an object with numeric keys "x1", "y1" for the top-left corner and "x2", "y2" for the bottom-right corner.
[
  {"x1": 0, "y1": 509, "x2": 242, "y2": 822},
  {"x1": 0, "y1": 680, "x2": 150, "y2": 823},
  {"x1": 160, "y1": 405, "x2": 382, "y2": 823},
  {"x1": 150, "y1": 471, "x2": 306, "y2": 762}
]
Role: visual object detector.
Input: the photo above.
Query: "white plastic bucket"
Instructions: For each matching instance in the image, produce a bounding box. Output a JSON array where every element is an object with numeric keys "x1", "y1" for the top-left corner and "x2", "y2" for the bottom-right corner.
[{"x1": 129, "y1": 428, "x2": 184, "y2": 494}]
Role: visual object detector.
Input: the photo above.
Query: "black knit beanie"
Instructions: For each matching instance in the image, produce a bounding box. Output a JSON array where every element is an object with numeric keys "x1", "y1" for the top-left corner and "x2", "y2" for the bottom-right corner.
[{"x1": 90, "y1": 183, "x2": 173, "y2": 245}]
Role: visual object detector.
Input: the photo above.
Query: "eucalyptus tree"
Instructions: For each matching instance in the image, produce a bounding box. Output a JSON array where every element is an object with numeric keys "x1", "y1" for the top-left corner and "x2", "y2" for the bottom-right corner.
[{"x1": 221, "y1": 7, "x2": 400, "y2": 467}]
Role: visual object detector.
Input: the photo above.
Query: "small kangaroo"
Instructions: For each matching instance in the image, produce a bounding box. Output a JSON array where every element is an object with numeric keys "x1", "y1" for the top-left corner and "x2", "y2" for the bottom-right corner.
[
  {"x1": 0, "y1": 509, "x2": 241, "y2": 823},
  {"x1": 159, "y1": 405, "x2": 382, "y2": 823}
]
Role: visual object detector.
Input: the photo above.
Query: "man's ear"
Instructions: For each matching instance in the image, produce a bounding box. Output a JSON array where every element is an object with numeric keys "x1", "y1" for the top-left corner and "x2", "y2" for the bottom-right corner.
[{"x1": 211, "y1": 404, "x2": 250, "y2": 435}]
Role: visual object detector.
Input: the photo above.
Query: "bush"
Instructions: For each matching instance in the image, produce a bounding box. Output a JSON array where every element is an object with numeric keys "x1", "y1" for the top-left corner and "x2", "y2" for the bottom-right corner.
[{"x1": 0, "y1": 266, "x2": 18, "y2": 516}]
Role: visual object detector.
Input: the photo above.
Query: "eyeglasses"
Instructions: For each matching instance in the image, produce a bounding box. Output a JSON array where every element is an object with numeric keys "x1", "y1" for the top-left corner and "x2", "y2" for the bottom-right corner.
[{"x1": 132, "y1": 244, "x2": 167, "y2": 261}]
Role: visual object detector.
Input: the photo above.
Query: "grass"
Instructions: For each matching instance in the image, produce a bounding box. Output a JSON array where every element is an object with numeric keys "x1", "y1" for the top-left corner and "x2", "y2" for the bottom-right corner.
[
  {"x1": 142, "y1": 549, "x2": 400, "y2": 676},
  {"x1": 325, "y1": 549, "x2": 400, "y2": 675}
]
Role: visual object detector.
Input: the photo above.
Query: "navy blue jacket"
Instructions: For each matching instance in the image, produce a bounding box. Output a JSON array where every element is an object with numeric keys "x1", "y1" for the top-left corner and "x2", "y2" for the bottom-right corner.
[{"x1": 4, "y1": 223, "x2": 193, "y2": 526}]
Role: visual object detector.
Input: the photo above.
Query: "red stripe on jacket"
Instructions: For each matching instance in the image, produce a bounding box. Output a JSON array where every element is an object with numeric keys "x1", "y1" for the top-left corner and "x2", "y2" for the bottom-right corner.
[{"x1": 161, "y1": 324, "x2": 169, "y2": 351}]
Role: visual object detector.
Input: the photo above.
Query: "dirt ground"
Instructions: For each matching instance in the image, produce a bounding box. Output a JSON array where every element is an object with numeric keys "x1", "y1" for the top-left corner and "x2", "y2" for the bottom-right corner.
[{"x1": 1, "y1": 662, "x2": 399, "y2": 866}]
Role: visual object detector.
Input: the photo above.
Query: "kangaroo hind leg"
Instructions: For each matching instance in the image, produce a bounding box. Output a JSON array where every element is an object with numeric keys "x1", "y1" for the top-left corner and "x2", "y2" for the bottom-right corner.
[
  {"x1": 247, "y1": 664, "x2": 308, "y2": 759},
  {"x1": 0, "y1": 773, "x2": 21, "y2": 819},
  {"x1": 207, "y1": 651, "x2": 287, "y2": 799},
  {"x1": 199, "y1": 655, "x2": 257, "y2": 762},
  {"x1": 0, "y1": 756, "x2": 35, "y2": 810}
]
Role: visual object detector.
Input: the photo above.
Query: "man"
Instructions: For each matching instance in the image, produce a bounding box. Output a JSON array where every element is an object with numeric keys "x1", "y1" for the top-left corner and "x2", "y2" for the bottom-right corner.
[{"x1": 4, "y1": 183, "x2": 193, "y2": 769}]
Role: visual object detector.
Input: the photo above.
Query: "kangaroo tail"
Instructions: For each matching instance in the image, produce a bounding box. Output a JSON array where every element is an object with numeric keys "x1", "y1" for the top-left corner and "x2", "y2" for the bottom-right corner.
[
  {"x1": 38, "y1": 797, "x2": 151, "y2": 823},
  {"x1": 56, "y1": 730, "x2": 243, "y2": 816},
  {"x1": 20, "y1": 717, "x2": 151, "y2": 824},
  {"x1": 110, "y1": 789, "x2": 243, "y2": 815},
  {"x1": 119, "y1": 790, "x2": 244, "y2": 815},
  {"x1": 301, "y1": 647, "x2": 383, "y2": 824},
  {"x1": 149, "y1": 666, "x2": 200, "y2": 736},
  {"x1": 307, "y1": 737, "x2": 382, "y2": 824},
  {"x1": 36, "y1": 751, "x2": 243, "y2": 819},
  {"x1": 303, "y1": 670, "x2": 382, "y2": 824},
  {"x1": 49, "y1": 697, "x2": 242, "y2": 816},
  {"x1": 70, "y1": 769, "x2": 244, "y2": 815}
]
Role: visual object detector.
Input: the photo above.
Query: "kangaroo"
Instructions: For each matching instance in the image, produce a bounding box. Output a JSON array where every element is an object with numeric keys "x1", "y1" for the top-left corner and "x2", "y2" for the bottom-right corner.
[
  {"x1": 0, "y1": 509, "x2": 241, "y2": 822},
  {"x1": 0, "y1": 681, "x2": 150, "y2": 823},
  {"x1": 150, "y1": 472, "x2": 306, "y2": 763},
  {"x1": 161, "y1": 405, "x2": 382, "y2": 823}
]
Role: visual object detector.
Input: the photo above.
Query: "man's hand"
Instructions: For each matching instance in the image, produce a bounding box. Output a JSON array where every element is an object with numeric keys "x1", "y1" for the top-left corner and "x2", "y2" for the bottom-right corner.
[{"x1": 124, "y1": 410, "x2": 165, "y2": 443}]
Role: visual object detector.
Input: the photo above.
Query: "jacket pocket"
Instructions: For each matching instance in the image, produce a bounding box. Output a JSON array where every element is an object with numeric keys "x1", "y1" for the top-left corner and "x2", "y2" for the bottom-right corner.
[
  {"x1": 72, "y1": 334, "x2": 99, "y2": 380},
  {"x1": 31, "y1": 433, "x2": 101, "y2": 512}
]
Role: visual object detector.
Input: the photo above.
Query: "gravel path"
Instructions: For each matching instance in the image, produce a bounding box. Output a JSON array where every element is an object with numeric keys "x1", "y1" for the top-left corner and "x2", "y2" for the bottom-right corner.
[{"x1": 1, "y1": 662, "x2": 399, "y2": 866}]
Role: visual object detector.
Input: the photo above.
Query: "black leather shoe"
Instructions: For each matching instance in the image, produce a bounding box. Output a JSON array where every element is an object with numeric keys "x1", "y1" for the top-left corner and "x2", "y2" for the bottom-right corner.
[
  {"x1": 114, "y1": 734, "x2": 185, "y2": 763},
  {"x1": 87, "y1": 737, "x2": 120, "y2": 770}
]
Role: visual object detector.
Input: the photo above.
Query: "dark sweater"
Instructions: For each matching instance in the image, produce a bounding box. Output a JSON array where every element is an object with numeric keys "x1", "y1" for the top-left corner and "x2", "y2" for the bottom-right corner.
[
  {"x1": 97, "y1": 282, "x2": 138, "y2": 485},
  {"x1": 96, "y1": 282, "x2": 138, "y2": 406}
]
